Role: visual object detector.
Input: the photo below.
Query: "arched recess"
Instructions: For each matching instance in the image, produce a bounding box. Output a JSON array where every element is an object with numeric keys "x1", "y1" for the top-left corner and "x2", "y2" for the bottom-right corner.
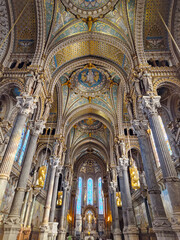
[
  {"x1": 64, "y1": 110, "x2": 114, "y2": 142},
  {"x1": 45, "y1": 32, "x2": 134, "y2": 71},
  {"x1": 71, "y1": 140, "x2": 109, "y2": 165},
  {"x1": 48, "y1": 56, "x2": 128, "y2": 96},
  {"x1": 73, "y1": 153, "x2": 107, "y2": 179}
]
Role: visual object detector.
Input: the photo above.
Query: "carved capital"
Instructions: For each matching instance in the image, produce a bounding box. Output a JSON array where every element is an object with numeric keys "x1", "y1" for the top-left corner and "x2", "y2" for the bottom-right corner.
[
  {"x1": 109, "y1": 181, "x2": 117, "y2": 193},
  {"x1": 141, "y1": 96, "x2": 161, "y2": 117},
  {"x1": 132, "y1": 120, "x2": 149, "y2": 137},
  {"x1": 50, "y1": 156, "x2": 59, "y2": 168},
  {"x1": 16, "y1": 94, "x2": 36, "y2": 116},
  {"x1": 29, "y1": 120, "x2": 45, "y2": 136},
  {"x1": 63, "y1": 180, "x2": 71, "y2": 191},
  {"x1": 118, "y1": 158, "x2": 129, "y2": 171}
]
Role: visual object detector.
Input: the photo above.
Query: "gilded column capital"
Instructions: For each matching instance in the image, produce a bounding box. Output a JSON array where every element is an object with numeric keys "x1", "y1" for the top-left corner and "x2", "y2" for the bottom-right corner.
[
  {"x1": 141, "y1": 96, "x2": 161, "y2": 117},
  {"x1": 132, "y1": 119, "x2": 149, "y2": 137},
  {"x1": 16, "y1": 94, "x2": 37, "y2": 116}
]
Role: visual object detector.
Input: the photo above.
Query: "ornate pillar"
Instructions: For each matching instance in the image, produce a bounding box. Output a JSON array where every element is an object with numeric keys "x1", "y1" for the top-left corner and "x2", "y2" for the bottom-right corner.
[
  {"x1": 118, "y1": 158, "x2": 139, "y2": 240},
  {"x1": 116, "y1": 166, "x2": 128, "y2": 239},
  {"x1": 132, "y1": 119, "x2": 176, "y2": 240},
  {"x1": 109, "y1": 181, "x2": 122, "y2": 240},
  {"x1": 49, "y1": 166, "x2": 62, "y2": 222},
  {"x1": 3, "y1": 120, "x2": 45, "y2": 239},
  {"x1": 57, "y1": 180, "x2": 71, "y2": 240},
  {"x1": 142, "y1": 96, "x2": 180, "y2": 238},
  {"x1": 39, "y1": 156, "x2": 59, "y2": 240},
  {"x1": 0, "y1": 95, "x2": 36, "y2": 207}
]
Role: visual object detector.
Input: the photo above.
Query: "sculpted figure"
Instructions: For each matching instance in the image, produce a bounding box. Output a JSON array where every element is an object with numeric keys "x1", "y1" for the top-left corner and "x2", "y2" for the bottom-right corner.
[
  {"x1": 142, "y1": 70, "x2": 153, "y2": 93},
  {"x1": 25, "y1": 71, "x2": 35, "y2": 95},
  {"x1": 42, "y1": 100, "x2": 51, "y2": 122},
  {"x1": 133, "y1": 70, "x2": 143, "y2": 96},
  {"x1": 120, "y1": 140, "x2": 126, "y2": 157},
  {"x1": 127, "y1": 100, "x2": 134, "y2": 120}
]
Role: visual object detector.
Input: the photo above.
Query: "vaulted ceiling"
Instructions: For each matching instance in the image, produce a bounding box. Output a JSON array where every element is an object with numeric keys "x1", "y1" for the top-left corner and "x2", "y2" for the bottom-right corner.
[{"x1": 1, "y1": 0, "x2": 179, "y2": 168}]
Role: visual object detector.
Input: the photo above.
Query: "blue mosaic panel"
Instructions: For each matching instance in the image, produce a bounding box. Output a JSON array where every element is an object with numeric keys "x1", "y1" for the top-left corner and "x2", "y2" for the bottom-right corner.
[
  {"x1": 98, "y1": 177, "x2": 104, "y2": 214},
  {"x1": 76, "y1": 177, "x2": 82, "y2": 214},
  {"x1": 87, "y1": 178, "x2": 93, "y2": 205}
]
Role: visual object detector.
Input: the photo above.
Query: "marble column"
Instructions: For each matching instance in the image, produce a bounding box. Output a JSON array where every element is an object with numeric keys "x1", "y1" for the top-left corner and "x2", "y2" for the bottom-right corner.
[
  {"x1": 132, "y1": 119, "x2": 176, "y2": 240},
  {"x1": 49, "y1": 167, "x2": 62, "y2": 222},
  {"x1": 57, "y1": 180, "x2": 71, "y2": 240},
  {"x1": 118, "y1": 158, "x2": 139, "y2": 240},
  {"x1": 142, "y1": 96, "x2": 180, "y2": 238},
  {"x1": 0, "y1": 95, "x2": 36, "y2": 207},
  {"x1": 116, "y1": 167, "x2": 128, "y2": 239},
  {"x1": 39, "y1": 156, "x2": 59, "y2": 240},
  {"x1": 109, "y1": 181, "x2": 122, "y2": 240},
  {"x1": 3, "y1": 120, "x2": 45, "y2": 238},
  {"x1": 27, "y1": 187, "x2": 40, "y2": 227}
]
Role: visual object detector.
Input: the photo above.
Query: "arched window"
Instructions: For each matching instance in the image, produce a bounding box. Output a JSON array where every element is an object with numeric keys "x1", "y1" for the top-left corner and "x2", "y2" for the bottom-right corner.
[
  {"x1": 14, "y1": 127, "x2": 30, "y2": 166},
  {"x1": 98, "y1": 177, "x2": 104, "y2": 214},
  {"x1": 87, "y1": 178, "x2": 93, "y2": 205},
  {"x1": 76, "y1": 177, "x2": 82, "y2": 214}
]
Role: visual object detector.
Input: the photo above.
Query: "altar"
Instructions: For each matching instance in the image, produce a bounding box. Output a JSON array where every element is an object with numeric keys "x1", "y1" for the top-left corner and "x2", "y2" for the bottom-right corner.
[{"x1": 84, "y1": 236, "x2": 94, "y2": 240}]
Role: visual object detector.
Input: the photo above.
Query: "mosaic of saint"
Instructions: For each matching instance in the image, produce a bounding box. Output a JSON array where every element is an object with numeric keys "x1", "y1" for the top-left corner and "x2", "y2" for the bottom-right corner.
[
  {"x1": 71, "y1": 0, "x2": 109, "y2": 10},
  {"x1": 74, "y1": 67, "x2": 106, "y2": 93}
]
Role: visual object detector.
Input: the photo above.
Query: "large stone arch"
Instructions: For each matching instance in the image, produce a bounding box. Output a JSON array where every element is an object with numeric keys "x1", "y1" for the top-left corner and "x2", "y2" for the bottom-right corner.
[{"x1": 45, "y1": 32, "x2": 134, "y2": 71}]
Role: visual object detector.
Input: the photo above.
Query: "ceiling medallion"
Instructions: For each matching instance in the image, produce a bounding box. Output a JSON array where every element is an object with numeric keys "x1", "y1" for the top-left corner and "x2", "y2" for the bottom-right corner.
[
  {"x1": 61, "y1": 0, "x2": 118, "y2": 18},
  {"x1": 71, "y1": 63, "x2": 110, "y2": 97}
]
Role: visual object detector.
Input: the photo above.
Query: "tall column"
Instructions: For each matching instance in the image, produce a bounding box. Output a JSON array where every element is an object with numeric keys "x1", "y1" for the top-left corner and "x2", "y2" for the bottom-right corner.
[
  {"x1": 2, "y1": 120, "x2": 45, "y2": 240},
  {"x1": 132, "y1": 119, "x2": 176, "y2": 240},
  {"x1": 109, "y1": 182, "x2": 122, "y2": 240},
  {"x1": 49, "y1": 166, "x2": 62, "y2": 222},
  {"x1": 116, "y1": 167, "x2": 128, "y2": 239},
  {"x1": 118, "y1": 158, "x2": 139, "y2": 240},
  {"x1": 0, "y1": 95, "x2": 36, "y2": 206},
  {"x1": 57, "y1": 180, "x2": 71, "y2": 240},
  {"x1": 39, "y1": 156, "x2": 59, "y2": 240},
  {"x1": 142, "y1": 96, "x2": 180, "y2": 238}
]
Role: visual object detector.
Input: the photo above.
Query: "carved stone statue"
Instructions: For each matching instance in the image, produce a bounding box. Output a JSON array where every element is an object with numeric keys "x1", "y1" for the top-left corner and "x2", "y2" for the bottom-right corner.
[
  {"x1": 142, "y1": 70, "x2": 153, "y2": 93},
  {"x1": 127, "y1": 100, "x2": 134, "y2": 120},
  {"x1": 42, "y1": 100, "x2": 51, "y2": 122},
  {"x1": 25, "y1": 71, "x2": 35, "y2": 95},
  {"x1": 119, "y1": 140, "x2": 126, "y2": 157}
]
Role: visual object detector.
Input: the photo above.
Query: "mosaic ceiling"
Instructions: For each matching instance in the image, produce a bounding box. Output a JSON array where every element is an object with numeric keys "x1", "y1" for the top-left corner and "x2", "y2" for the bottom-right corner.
[{"x1": 61, "y1": 0, "x2": 119, "y2": 18}]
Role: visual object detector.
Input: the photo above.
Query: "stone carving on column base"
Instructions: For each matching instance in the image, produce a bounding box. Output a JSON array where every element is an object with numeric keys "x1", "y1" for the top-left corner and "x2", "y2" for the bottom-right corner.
[
  {"x1": 57, "y1": 229, "x2": 66, "y2": 240},
  {"x1": 48, "y1": 222, "x2": 59, "y2": 239}
]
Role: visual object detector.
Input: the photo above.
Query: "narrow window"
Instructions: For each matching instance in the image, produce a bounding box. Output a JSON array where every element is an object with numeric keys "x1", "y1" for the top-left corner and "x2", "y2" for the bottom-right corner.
[
  {"x1": 87, "y1": 178, "x2": 93, "y2": 205},
  {"x1": 76, "y1": 177, "x2": 82, "y2": 214},
  {"x1": 98, "y1": 177, "x2": 104, "y2": 214}
]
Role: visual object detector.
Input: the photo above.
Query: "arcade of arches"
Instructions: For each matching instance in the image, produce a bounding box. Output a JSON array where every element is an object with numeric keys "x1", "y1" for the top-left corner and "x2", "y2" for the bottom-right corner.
[{"x1": 0, "y1": 0, "x2": 180, "y2": 240}]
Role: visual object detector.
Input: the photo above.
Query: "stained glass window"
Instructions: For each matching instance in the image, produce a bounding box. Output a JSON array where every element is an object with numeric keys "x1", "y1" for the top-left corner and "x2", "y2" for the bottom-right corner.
[
  {"x1": 158, "y1": 116, "x2": 172, "y2": 156},
  {"x1": 76, "y1": 177, "x2": 82, "y2": 214},
  {"x1": 87, "y1": 178, "x2": 93, "y2": 205},
  {"x1": 98, "y1": 177, "x2": 104, "y2": 214}
]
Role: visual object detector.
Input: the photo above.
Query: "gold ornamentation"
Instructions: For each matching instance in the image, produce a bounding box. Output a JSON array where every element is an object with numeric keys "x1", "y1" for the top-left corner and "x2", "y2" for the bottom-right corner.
[
  {"x1": 129, "y1": 158, "x2": 140, "y2": 190},
  {"x1": 116, "y1": 192, "x2": 122, "y2": 207},
  {"x1": 57, "y1": 191, "x2": 63, "y2": 206},
  {"x1": 36, "y1": 166, "x2": 47, "y2": 188}
]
